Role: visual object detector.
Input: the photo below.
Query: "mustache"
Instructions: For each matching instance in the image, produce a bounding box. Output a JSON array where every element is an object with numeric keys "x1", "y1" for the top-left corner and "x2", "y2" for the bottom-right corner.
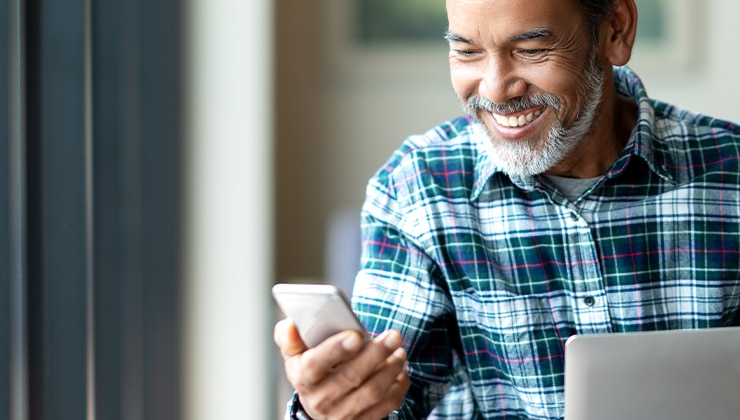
[{"x1": 465, "y1": 93, "x2": 561, "y2": 116}]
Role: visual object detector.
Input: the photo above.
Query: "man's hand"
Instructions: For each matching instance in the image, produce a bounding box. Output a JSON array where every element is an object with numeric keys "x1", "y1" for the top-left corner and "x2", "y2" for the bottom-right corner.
[{"x1": 274, "y1": 318, "x2": 410, "y2": 420}]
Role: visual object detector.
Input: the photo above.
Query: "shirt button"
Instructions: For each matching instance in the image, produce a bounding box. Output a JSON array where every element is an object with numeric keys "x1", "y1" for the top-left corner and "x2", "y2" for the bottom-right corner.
[
  {"x1": 570, "y1": 212, "x2": 579, "y2": 222},
  {"x1": 583, "y1": 296, "x2": 596, "y2": 306}
]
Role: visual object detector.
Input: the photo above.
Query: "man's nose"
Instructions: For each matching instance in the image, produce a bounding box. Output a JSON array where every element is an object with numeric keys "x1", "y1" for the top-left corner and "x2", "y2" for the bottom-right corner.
[{"x1": 478, "y1": 55, "x2": 527, "y2": 106}]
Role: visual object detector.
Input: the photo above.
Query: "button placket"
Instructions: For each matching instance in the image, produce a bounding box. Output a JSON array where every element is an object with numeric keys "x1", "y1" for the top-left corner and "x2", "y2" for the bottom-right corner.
[
  {"x1": 564, "y1": 207, "x2": 612, "y2": 333},
  {"x1": 570, "y1": 211, "x2": 580, "y2": 222}
]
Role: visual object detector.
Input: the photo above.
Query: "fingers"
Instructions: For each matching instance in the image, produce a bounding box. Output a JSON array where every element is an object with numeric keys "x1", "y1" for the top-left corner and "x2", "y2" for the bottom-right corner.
[
  {"x1": 274, "y1": 319, "x2": 409, "y2": 420},
  {"x1": 286, "y1": 329, "x2": 367, "y2": 387},
  {"x1": 355, "y1": 372, "x2": 410, "y2": 420},
  {"x1": 339, "y1": 347, "x2": 411, "y2": 420},
  {"x1": 296, "y1": 331, "x2": 409, "y2": 419},
  {"x1": 302, "y1": 346, "x2": 410, "y2": 420},
  {"x1": 331, "y1": 330, "x2": 402, "y2": 386}
]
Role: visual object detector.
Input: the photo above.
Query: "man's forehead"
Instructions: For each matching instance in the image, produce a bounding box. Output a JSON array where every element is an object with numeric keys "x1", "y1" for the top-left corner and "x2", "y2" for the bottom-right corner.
[{"x1": 445, "y1": 0, "x2": 593, "y2": 49}]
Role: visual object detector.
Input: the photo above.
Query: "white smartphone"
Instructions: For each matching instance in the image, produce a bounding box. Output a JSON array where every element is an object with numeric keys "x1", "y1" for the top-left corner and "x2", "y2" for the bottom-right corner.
[{"x1": 272, "y1": 283, "x2": 370, "y2": 348}]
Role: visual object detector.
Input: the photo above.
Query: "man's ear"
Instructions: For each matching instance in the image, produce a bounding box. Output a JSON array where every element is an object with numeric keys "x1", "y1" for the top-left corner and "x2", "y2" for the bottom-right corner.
[{"x1": 600, "y1": 0, "x2": 638, "y2": 66}]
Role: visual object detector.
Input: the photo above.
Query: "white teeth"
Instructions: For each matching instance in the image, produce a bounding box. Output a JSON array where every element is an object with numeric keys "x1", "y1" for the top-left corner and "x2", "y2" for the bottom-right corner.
[{"x1": 494, "y1": 109, "x2": 543, "y2": 128}]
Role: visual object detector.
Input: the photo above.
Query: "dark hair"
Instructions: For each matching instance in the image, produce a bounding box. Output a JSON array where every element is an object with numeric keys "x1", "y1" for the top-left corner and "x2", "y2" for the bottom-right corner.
[{"x1": 576, "y1": 0, "x2": 617, "y2": 41}]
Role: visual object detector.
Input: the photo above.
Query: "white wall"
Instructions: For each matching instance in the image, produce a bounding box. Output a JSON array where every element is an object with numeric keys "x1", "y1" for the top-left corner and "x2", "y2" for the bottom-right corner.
[{"x1": 183, "y1": 0, "x2": 273, "y2": 419}]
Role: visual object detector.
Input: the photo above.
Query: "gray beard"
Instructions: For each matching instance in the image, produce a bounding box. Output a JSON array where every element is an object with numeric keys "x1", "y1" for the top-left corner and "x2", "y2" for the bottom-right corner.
[{"x1": 464, "y1": 54, "x2": 605, "y2": 177}]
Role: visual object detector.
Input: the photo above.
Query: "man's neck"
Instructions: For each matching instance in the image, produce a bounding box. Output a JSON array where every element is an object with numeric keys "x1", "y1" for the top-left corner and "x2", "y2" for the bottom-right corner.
[{"x1": 546, "y1": 87, "x2": 638, "y2": 179}]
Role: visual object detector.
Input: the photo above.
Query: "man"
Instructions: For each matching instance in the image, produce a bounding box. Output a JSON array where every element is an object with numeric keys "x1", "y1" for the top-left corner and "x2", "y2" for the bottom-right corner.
[{"x1": 275, "y1": 0, "x2": 740, "y2": 418}]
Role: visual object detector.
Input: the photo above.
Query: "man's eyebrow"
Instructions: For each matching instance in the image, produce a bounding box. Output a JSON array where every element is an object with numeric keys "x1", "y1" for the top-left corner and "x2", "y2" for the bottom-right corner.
[
  {"x1": 443, "y1": 30, "x2": 471, "y2": 44},
  {"x1": 444, "y1": 28, "x2": 553, "y2": 44},
  {"x1": 508, "y1": 28, "x2": 552, "y2": 43}
]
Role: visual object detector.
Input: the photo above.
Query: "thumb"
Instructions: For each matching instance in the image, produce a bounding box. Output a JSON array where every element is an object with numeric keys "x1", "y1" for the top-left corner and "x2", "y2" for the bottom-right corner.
[{"x1": 274, "y1": 318, "x2": 308, "y2": 359}]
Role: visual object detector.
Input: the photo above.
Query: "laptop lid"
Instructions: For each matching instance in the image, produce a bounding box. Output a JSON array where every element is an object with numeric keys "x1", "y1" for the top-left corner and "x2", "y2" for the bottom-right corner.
[{"x1": 564, "y1": 326, "x2": 740, "y2": 420}]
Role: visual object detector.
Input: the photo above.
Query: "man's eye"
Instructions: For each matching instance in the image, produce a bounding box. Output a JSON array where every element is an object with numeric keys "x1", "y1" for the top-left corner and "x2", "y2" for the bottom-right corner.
[
  {"x1": 454, "y1": 49, "x2": 477, "y2": 57},
  {"x1": 519, "y1": 49, "x2": 545, "y2": 57}
]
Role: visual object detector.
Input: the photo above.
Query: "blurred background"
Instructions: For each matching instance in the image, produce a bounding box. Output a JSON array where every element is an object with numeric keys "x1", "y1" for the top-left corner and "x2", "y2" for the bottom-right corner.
[
  {"x1": 1, "y1": 0, "x2": 737, "y2": 419},
  {"x1": 277, "y1": 0, "x2": 734, "y2": 292}
]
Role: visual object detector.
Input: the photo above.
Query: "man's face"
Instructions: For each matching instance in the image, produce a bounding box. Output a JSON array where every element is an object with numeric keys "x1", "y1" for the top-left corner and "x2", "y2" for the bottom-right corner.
[{"x1": 446, "y1": 0, "x2": 606, "y2": 177}]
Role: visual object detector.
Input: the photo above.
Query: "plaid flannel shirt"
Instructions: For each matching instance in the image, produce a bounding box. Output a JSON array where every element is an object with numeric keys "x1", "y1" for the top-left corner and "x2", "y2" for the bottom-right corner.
[{"x1": 351, "y1": 66, "x2": 740, "y2": 419}]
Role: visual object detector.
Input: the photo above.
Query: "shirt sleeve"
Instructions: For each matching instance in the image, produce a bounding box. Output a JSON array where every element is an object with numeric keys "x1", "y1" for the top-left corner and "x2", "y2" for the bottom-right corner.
[{"x1": 352, "y1": 174, "x2": 461, "y2": 418}]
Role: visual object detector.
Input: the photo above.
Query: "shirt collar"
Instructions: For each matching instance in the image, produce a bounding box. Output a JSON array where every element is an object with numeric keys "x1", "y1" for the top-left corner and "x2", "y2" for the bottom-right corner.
[
  {"x1": 470, "y1": 65, "x2": 676, "y2": 202},
  {"x1": 606, "y1": 66, "x2": 675, "y2": 184}
]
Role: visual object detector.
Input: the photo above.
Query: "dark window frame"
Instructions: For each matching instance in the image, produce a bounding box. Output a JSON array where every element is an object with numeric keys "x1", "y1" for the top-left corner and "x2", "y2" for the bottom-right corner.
[{"x1": 3, "y1": 0, "x2": 183, "y2": 418}]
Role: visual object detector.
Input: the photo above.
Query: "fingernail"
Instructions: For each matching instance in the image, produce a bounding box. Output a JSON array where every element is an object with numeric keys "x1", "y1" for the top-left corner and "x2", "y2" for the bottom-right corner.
[
  {"x1": 383, "y1": 331, "x2": 402, "y2": 349},
  {"x1": 342, "y1": 332, "x2": 361, "y2": 350}
]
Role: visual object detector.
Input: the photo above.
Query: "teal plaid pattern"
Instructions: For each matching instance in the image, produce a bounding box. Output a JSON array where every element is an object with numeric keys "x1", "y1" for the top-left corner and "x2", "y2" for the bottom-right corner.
[{"x1": 352, "y1": 66, "x2": 740, "y2": 419}]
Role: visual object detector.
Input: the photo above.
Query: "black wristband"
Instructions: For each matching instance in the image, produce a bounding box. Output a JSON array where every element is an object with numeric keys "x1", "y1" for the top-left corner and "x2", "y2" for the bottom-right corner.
[{"x1": 289, "y1": 392, "x2": 313, "y2": 420}]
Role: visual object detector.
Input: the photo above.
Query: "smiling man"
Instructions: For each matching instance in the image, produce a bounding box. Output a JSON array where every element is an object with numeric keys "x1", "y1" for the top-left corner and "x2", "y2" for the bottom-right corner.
[
  {"x1": 275, "y1": 0, "x2": 740, "y2": 419},
  {"x1": 446, "y1": 0, "x2": 636, "y2": 180}
]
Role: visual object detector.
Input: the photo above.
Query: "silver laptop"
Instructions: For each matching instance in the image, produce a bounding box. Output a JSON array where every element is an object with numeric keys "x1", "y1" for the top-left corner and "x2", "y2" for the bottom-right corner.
[{"x1": 564, "y1": 326, "x2": 740, "y2": 420}]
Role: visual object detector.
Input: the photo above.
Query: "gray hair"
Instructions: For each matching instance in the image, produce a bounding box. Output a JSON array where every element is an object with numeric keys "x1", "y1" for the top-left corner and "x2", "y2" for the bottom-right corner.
[{"x1": 577, "y1": 0, "x2": 618, "y2": 42}]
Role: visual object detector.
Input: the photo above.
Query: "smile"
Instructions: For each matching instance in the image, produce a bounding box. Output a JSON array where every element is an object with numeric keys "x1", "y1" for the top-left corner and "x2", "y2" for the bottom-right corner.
[{"x1": 492, "y1": 108, "x2": 544, "y2": 128}]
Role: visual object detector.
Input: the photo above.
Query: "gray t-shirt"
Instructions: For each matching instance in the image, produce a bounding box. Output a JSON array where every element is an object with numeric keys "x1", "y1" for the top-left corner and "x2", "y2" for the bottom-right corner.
[{"x1": 543, "y1": 174, "x2": 599, "y2": 203}]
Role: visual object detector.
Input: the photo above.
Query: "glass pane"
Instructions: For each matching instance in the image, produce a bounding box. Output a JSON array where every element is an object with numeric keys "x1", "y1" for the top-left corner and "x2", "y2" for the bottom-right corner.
[
  {"x1": 355, "y1": 0, "x2": 447, "y2": 45},
  {"x1": 355, "y1": 0, "x2": 668, "y2": 46}
]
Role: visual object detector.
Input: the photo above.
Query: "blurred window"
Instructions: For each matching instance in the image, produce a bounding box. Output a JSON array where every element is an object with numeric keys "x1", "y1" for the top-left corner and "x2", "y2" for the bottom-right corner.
[{"x1": 355, "y1": 0, "x2": 447, "y2": 45}]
